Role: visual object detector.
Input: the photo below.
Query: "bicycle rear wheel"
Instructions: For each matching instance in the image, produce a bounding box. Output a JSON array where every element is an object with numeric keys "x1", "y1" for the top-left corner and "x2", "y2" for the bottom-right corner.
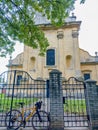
[
  {"x1": 32, "y1": 110, "x2": 50, "y2": 130},
  {"x1": 5, "y1": 109, "x2": 23, "y2": 130}
]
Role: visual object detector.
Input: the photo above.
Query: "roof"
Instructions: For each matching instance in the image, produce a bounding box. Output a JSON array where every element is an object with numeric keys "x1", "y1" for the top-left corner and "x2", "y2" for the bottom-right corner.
[{"x1": 34, "y1": 12, "x2": 78, "y2": 25}]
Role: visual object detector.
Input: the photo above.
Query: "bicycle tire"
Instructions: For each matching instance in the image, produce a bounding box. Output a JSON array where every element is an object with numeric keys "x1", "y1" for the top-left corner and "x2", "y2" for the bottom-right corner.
[
  {"x1": 5, "y1": 109, "x2": 23, "y2": 130},
  {"x1": 32, "y1": 110, "x2": 50, "y2": 130}
]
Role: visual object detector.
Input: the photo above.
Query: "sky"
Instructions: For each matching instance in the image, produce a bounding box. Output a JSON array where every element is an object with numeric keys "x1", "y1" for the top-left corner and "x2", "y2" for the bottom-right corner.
[
  {"x1": 74, "y1": 0, "x2": 98, "y2": 56},
  {"x1": 0, "y1": 0, "x2": 98, "y2": 74}
]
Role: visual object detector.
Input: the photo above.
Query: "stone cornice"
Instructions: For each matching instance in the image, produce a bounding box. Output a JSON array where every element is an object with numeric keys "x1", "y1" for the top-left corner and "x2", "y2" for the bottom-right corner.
[{"x1": 38, "y1": 21, "x2": 81, "y2": 31}]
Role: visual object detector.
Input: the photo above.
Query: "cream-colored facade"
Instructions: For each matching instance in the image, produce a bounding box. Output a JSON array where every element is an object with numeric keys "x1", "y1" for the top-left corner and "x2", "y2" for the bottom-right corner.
[{"x1": 7, "y1": 14, "x2": 98, "y2": 83}]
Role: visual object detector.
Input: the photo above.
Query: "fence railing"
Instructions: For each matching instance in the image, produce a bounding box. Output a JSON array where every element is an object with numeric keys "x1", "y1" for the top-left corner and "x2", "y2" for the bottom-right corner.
[
  {"x1": 62, "y1": 77, "x2": 89, "y2": 127},
  {"x1": 0, "y1": 70, "x2": 49, "y2": 127},
  {"x1": 0, "y1": 70, "x2": 94, "y2": 130}
]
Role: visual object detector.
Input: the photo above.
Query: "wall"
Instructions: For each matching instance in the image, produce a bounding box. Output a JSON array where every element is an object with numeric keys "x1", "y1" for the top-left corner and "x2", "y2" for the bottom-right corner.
[
  {"x1": 22, "y1": 23, "x2": 81, "y2": 79},
  {"x1": 6, "y1": 21, "x2": 98, "y2": 83}
]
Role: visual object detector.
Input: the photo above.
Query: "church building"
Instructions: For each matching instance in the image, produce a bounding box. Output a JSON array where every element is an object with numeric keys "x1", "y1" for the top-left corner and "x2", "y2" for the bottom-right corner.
[{"x1": 7, "y1": 13, "x2": 98, "y2": 83}]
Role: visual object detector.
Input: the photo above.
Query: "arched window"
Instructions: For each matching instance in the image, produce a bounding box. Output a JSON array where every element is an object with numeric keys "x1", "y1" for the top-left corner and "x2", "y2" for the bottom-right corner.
[
  {"x1": 31, "y1": 57, "x2": 35, "y2": 67},
  {"x1": 66, "y1": 55, "x2": 72, "y2": 68},
  {"x1": 17, "y1": 75, "x2": 22, "y2": 86},
  {"x1": 84, "y1": 73, "x2": 90, "y2": 80},
  {"x1": 46, "y1": 49, "x2": 55, "y2": 66},
  {"x1": 29, "y1": 57, "x2": 36, "y2": 70},
  {"x1": 82, "y1": 70, "x2": 91, "y2": 80}
]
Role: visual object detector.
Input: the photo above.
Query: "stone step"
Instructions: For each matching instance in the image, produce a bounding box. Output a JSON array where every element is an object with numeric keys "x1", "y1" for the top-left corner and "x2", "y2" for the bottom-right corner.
[
  {"x1": 1, "y1": 127, "x2": 89, "y2": 130},
  {"x1": 64, "y1": 127, "x2": 89, "y2": 130}
]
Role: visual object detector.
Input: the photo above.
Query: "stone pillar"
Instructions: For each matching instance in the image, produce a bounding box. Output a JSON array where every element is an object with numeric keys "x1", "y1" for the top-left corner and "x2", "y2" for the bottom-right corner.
[
  {"x1": 49, "y1": 69, "x2": 64, "y2": 130},
  {"x1": 85, "y1": 79, "x2": 98, "y2": 130}
]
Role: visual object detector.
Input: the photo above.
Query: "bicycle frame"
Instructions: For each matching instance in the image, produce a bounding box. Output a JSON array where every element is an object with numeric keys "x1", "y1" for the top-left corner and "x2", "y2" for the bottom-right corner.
[
  {"x1": 21, "y1": 106, "x2": 37, "y2": 122},
  {"x1": 5, "y1": 101, "x2": 50, "y2": 130}
]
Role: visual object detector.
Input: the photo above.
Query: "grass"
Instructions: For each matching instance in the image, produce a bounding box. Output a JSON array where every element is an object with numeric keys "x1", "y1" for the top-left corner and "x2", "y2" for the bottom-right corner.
[
  {"x1": 0, "y1": 94, "x2": 38, "y2": 112},
  {"x1": 0, "y1": 94, "x2": 87, "y2": 114},
  {"x1": 64, "y1": 99, "x2": 87, "y2": 114}
]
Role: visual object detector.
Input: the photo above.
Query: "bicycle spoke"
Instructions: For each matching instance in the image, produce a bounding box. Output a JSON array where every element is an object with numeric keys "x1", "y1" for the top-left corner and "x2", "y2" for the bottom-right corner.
[
  {"x1": 5, "y1": 109, "x2": 23, "y2": 130},
  {"x1": 32, "y1": 111, "x2": 50, "y2": 130}
]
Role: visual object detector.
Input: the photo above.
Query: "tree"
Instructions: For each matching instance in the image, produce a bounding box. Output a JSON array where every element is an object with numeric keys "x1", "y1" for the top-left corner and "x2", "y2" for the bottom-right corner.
[{"x1": 0, "y1": 0, "x2": 85, "y2": 57}]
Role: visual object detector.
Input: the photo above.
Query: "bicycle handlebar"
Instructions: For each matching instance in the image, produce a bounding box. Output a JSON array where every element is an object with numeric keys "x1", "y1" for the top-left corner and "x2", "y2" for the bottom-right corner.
[{"x1": 35, "y1": 101, "x2": 42, "y2": 109}]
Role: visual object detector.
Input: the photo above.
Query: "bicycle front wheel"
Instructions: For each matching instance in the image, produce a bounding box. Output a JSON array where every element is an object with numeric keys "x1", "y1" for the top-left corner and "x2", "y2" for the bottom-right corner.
[
  {"x1": 32, "y1": 110, "x2": 50, "y2": 130},
  {"x1": 5, "y1": 109, "x2": 23, "y2": 130}
]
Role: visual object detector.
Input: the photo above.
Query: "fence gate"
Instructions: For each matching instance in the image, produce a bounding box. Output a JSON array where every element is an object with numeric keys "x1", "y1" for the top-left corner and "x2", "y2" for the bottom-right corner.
[
  {"x1": 0, "y1": 70, "x2": 49, "y2": 128},
  {"x1": 62, "y1": 77, "x2": 89, "y2": 128}
]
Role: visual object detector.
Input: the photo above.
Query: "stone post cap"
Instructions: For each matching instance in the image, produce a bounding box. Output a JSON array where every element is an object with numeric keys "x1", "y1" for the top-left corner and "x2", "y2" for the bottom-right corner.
[
  {"x1": 49, "y1": 69, "x2": 62, "y2": 74},
  {"x1": 85, "y1": 79, "x2": 97, "y2": 83}
]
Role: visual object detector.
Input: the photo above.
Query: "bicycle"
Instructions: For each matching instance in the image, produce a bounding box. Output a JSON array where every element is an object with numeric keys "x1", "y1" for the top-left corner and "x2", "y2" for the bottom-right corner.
[{"x1": 5, "y1": 101, "x2": 50, "y2": 130}]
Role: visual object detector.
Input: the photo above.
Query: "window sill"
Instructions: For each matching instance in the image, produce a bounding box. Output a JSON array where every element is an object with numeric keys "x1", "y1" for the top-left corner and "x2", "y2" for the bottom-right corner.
[{"x1": 44, "y1": 65, "x2": 57, "y2": 68}]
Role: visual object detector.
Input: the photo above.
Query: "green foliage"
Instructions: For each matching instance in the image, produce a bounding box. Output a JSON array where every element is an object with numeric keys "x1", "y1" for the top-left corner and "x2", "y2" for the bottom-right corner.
[
  {"x1": 64, "y1": 99, "x2": 86, "y2": 114},
  {"x1": 0, "y1": 0, "x2": 85, "y2": 57}
]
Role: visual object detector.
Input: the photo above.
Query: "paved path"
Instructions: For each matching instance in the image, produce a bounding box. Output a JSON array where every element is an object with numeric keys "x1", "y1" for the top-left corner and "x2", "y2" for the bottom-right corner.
[
  {"x1": 0, "y1": 127, "x2": 89, "y2": 130},
  {"x1": 64, "y1": 127, "x2": 89, "y2": 130}
]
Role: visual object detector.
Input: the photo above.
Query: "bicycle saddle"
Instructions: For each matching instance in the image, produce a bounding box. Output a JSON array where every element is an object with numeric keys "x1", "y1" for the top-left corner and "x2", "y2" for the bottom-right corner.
[{"x1": 18, "y1": 102, "x2": 25, "y2": 106}]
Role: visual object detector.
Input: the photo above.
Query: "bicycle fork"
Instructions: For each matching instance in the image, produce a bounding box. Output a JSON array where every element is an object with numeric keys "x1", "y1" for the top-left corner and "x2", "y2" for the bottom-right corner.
[{"x1": 36, "y1": 110, "x2": 42, "y2": 122}]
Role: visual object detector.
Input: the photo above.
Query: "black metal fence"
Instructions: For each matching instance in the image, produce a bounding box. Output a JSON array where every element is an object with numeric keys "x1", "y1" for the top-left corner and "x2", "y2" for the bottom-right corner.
[
  {"x1": 62, "y1": 77, "x2": 89, "y2": 128},
  {"x1": 0, "y1": 70, "x2": 90, "y2": 129},
  {"x1": 0, "y1": 70, "x2": 49, "y2": 128}
]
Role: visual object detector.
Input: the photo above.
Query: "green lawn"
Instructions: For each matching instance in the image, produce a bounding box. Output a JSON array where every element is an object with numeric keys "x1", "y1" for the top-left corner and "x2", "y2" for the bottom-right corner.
[
  {"x1": 0, "y1": 94, "x2": 87, "y2": 114},
  {"x1": 0, "y1": 94, "x2": 38, "y2": 112},
  {"x1": 64, "y1": 99, "x2": 87, "y2": 114}
]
